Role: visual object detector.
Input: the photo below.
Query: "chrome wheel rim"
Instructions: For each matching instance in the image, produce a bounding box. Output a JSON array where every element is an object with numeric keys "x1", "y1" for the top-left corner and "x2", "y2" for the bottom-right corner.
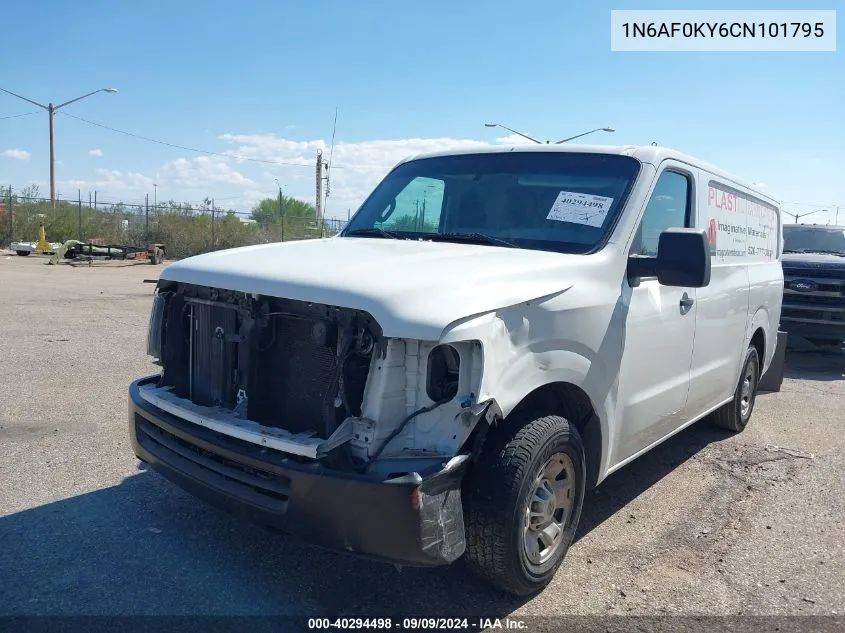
[
  {"x1": 740, "y1": 361, "x2": 756, "y2": 419},
  {"x1": 522, "y1": 452, "x2": 575, "y2": 567}
]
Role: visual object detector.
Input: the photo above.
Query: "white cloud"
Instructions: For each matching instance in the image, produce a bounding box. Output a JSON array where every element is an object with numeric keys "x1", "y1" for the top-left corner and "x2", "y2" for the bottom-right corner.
[
  {"x1": 3, "y1": 148, "x2": 30, "y2": 160},
  {"x1": 88, "y1": 148, "x2": 104, "y2": 157},
  {"x1": 217, "y1": 133, "x2": 532, "y2": 216},
  {"x1": 159, "y1": 156, "x2": 255, "y2": 187},
  {"x1": 94, "y1": 168, "x2": 154, "y2": 189},
  {"x1": 52, "y1": 168, "x2": 156, "y2": 203},
  {"x1": 41, "y1": 133, "x2": 551, "y2": 214}
]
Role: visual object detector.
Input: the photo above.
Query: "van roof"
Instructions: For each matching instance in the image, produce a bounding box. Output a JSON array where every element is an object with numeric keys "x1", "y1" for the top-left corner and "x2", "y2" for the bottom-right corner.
[{"x1": 400, "y1": 144, "x2": 779, "y2": 207}]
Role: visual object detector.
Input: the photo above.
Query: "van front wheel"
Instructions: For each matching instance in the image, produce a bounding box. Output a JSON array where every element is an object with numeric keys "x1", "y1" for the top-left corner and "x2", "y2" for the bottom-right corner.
[
  {"x1": 463, "y1": 412, "x2": 585, "y2": 596},
  {"x1": 712, "y1": 345, "x2": 760, "y2": 432}
]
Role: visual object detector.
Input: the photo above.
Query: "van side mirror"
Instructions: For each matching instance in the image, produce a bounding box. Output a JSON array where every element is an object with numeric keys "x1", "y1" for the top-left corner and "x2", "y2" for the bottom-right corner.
[{"x1": 627, "y1": 228, "x2": 712, "y2": 288}]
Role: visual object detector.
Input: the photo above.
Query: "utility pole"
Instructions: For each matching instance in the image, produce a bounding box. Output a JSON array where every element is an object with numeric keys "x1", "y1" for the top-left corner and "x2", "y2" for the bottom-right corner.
[
  {"x1": 48, "y1": 104, "x2": 56, "y2": 208},
  {"x1": 316, "y1": 150, "x2": 323, "y2": 224},
  {"x1": 145, "y1": 194, "x2": 150, "y2": 239},
  {"x1": 275, "y1": 179, "x2": 285, "y2": 242},
  {"x1": 0, "y1": 87, "x2": 117, "y2": 209},
  {"x1": 78, "y1": 189, "x2": 82, "y2": 239},
  {"x1": 94, "y1": 191, "x2": 98, "y2": 213},
  {"x1": 7, "y1": 185, "x2": 12, "y2": 241}
]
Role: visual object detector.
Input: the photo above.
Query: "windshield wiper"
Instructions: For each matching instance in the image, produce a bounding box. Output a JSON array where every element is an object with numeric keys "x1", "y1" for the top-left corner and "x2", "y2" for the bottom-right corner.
[
  {"x1": 343, "y1": 227, "x2": 404, "y2": 240},
  {"x1": 423, "y1": 232, "x2": 518, "y2": 248}
]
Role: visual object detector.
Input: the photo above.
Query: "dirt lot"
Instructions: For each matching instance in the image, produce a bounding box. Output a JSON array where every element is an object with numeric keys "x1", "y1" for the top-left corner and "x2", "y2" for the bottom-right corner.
[{"x1": 1, "y1": 251, "x2": 843, "y2": 624}]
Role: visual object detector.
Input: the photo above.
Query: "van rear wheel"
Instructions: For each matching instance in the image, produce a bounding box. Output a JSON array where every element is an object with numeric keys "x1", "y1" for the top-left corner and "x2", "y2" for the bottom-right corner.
[
  {"x1": 463, "y1": 412, "x2": 585, "y2": 596},
  {"x1": 712, "y1": 346, "x2": 760, "y2": 432}
]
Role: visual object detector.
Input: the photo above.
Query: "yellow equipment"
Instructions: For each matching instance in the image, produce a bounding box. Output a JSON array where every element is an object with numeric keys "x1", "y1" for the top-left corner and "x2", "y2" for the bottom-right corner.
[{"x1": 35, "y1": 223, "x2": 51, "y2": 253}]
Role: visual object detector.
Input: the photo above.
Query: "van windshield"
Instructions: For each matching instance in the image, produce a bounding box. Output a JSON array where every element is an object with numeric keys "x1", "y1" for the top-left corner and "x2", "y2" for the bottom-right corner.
[{"x1": 342, "y1": 152, "x2": 641, "y2": 254}]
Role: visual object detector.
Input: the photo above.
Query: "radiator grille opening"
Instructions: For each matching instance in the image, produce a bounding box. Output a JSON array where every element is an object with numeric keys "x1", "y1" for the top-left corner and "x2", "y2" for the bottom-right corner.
[{"x1": 155, "y1": 285, "x2": 379, "y2": 443}]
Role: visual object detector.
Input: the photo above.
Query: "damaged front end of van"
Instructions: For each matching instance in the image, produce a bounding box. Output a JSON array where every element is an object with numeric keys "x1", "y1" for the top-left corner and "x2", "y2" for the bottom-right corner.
[{"x1": 129, "y1": 272, "x2": 518, "y2": 566}]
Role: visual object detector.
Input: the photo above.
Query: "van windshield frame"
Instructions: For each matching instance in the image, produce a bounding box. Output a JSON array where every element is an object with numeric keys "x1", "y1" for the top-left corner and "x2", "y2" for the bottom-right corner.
[{"x1": 342, "y1": 152, "x2": 642, "y2": 255}]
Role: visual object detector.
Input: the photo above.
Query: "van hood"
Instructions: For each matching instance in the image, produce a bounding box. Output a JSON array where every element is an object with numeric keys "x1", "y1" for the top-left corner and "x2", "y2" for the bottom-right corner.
[{"x1": 160, "y1": 237, "x2": 578, "y2": 339}]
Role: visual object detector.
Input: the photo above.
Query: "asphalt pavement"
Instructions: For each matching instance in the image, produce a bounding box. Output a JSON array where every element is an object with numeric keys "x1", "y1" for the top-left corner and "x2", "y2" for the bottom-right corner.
[{"x1": 1, "y1": 252, "x2": 843, "y2": 623}]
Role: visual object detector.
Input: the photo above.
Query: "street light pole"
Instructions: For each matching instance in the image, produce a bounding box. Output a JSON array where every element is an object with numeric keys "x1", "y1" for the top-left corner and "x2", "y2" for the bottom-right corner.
[
  {"x1": 483, "y1": 122, "x2": 543, "y2": 144},
  {"x1": 0, "y1": 87, "x2": 117, "y2": 208},
  {"x1": 554, "y1": 127, "x2": 615, "y2": 144},
  {"x1": 484, "y1": 122, "x2": 615, "y2": 145},
  {"x1": 783, "y1": 210, "x2": 818, "y2": 224},
  {"x1": 48, "y1": 104, "x2": 56, "y2": 207}
]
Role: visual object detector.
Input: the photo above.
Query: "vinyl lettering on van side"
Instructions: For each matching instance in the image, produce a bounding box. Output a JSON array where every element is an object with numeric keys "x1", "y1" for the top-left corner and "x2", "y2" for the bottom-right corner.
[{"x1": 706, "y1": 182, "x2": 778, "y2": 263}]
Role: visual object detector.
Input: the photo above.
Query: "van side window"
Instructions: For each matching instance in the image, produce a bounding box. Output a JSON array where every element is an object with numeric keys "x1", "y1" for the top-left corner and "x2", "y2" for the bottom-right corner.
[{"x1": 633, "y1": 171, "x2": 690, "y2": 256}]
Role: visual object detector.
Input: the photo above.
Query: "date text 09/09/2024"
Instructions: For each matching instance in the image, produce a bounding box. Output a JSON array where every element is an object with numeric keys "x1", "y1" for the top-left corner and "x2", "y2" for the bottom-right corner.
[{"x1": 307, "y1": 618, "x2": 528, "y2": 630}]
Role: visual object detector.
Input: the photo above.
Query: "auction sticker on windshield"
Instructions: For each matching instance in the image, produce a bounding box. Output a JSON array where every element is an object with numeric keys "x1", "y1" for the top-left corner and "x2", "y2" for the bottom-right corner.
[{"x1": 547, "y1": 191, "x2": 614, "y2": 227}]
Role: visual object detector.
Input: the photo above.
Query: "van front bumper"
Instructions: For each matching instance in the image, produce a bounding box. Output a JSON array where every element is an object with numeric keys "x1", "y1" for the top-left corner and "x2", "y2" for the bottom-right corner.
[{"x1": 128, "y1": 376, "x2": 467, "y2": 566}]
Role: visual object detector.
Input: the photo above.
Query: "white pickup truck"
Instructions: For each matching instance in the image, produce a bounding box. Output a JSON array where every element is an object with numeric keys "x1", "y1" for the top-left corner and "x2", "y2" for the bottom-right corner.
[{"x1": 130, "y1": 144, "x2": 783, "y2": 595}]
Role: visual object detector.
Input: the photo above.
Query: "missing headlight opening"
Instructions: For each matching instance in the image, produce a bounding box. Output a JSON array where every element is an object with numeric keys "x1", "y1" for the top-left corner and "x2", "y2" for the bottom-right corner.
[{"x1": 427, "y1": 344, "x2": 460, "y2": 402}]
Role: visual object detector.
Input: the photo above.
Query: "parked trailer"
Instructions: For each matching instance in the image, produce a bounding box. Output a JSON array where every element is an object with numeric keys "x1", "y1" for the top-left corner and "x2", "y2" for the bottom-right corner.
[{"x1": 48, "y1": 241, "x2": 166, "y2": 265}]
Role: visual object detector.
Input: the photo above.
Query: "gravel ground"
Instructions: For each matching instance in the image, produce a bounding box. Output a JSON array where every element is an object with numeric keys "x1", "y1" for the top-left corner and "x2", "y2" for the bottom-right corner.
[{"x1": 1, "y1": 251, "x2": 843, "y2": 626}]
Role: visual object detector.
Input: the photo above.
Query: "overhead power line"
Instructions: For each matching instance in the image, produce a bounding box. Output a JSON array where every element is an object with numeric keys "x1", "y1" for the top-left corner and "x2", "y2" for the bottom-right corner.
[
  {"x1": 781, "y1": 200, "x2": 840, "y2": 209},
  {"x1": 0, "y1": 110, "x2": 40, "y2": 121},
  {"x1": 58, "y1": 111, "x2": 315, "y2": 167}
]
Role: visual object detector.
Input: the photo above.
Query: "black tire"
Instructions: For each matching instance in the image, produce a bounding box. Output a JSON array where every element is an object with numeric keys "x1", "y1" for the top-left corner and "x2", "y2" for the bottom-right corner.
[
  {"x1": 463, "y1": 412, "x2": 586, "y2": 596},
  {"x1": 712, "y1": 346, "x2": 760, "y2": 432},
  {"x1": 15, "y1": 250, "x2": 30, "y2": 256}
]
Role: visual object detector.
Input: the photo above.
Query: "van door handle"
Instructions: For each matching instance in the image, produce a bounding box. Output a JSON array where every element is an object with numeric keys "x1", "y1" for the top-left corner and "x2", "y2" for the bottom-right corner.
[{"x1": 679, "y1": 293, "x2": 695, "y2": 310}]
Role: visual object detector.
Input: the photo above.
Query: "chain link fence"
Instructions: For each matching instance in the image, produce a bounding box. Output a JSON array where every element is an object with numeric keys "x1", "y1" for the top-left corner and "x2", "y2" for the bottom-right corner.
[{"x1": 1, "y1": 188, "x2": 346, "y2": 260}]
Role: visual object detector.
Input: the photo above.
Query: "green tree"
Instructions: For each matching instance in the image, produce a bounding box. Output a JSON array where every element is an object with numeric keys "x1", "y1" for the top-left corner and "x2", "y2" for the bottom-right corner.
[
  {"x1": 384, "y1": 213, "x2": 438, "y2": 232},
  {"x1": 251, "y1": 195, "x2": 316, "y2": 225}
]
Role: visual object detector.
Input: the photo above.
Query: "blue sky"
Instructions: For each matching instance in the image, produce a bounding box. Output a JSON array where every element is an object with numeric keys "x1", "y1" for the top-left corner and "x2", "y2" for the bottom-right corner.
[{"x1": 1, "y1": 0, "x2": 843, "y2": 221}]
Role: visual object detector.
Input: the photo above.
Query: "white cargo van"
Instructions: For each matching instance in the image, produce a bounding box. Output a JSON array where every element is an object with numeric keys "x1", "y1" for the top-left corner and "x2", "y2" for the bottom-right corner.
[{"x1": 131, "y1": 145, "x2": 783, "y2": 596}]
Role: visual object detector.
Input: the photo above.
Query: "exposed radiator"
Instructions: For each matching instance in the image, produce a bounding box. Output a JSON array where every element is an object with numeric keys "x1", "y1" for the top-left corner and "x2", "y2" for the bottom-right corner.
[
  {"x1": 157, "y1": 287, "x2": 374, "y2": 442},
  {"x1": 250, "y1": 315, "x2": 340, "y2": 437},
  {"x1": 189, "y1": 301, "x2": 237, "y2": 408}
]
